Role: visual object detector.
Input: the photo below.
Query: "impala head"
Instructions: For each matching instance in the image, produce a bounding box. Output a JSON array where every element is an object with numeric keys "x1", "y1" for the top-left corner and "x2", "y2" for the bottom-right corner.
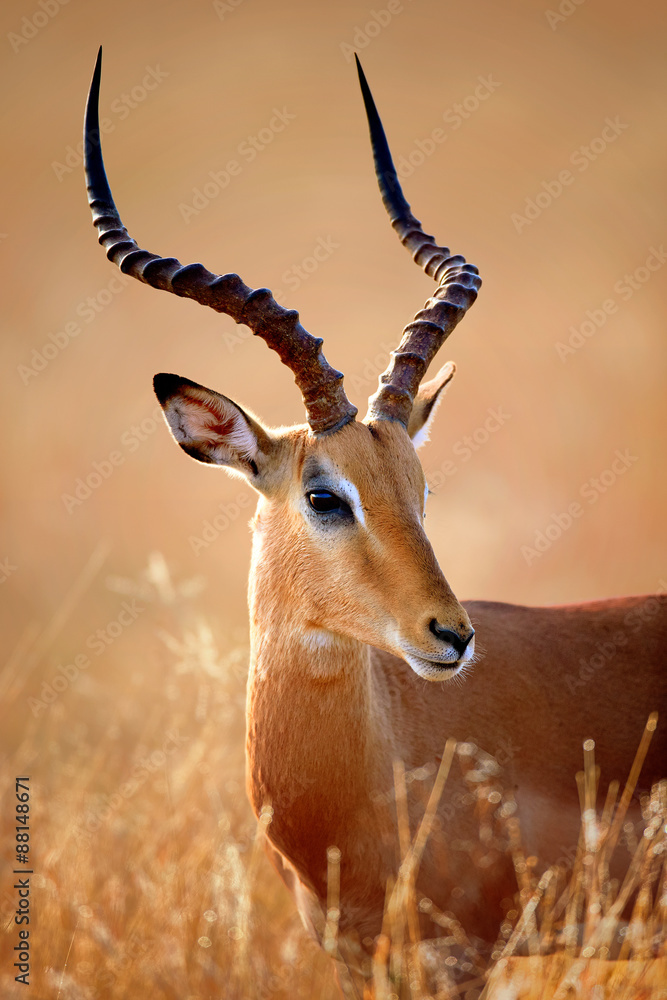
[{"x1": 84, "y1": 50, "x2": 481, "y2": 680}]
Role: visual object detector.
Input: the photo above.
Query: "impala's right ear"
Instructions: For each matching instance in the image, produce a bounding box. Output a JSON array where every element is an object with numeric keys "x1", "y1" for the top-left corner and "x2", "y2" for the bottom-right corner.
[
  {"x1": 407, "y1": 362, "x2": 456, "y2": 449},
  {"x1": 153, "y1": 373, "x2": 277, "y2": 487}
]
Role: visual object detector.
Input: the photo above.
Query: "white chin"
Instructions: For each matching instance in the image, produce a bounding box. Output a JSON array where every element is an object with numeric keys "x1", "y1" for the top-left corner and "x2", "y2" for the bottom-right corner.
[{"x1": 402, "y1": 653, "x2": 464, "y2": 682}]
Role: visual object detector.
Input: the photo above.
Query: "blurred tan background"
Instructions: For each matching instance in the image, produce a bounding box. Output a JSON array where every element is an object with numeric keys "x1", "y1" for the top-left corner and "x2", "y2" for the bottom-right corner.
[
  {"x1": 1, "y1": 0, "x2": 666, "y2": 695},
  {"x1": 0, "y1": 2, "x2": 665, "y2": 996}
]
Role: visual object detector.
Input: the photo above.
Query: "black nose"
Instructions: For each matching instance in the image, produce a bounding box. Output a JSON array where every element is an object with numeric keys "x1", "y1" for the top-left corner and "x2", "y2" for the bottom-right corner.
[{"x1": 429, "y1": 620, "x2": 475, "y2": 657}]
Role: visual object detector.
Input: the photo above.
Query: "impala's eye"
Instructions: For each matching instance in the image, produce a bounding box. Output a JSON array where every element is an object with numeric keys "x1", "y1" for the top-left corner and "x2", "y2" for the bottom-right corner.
[{"x1": 307, "y1": 490, "x2": 348, "y2": 514}]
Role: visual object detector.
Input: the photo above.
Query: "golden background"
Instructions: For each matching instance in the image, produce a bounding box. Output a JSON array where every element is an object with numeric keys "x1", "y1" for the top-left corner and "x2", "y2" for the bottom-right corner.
[
  {"x1": 0, "y1": 0, "x2": 665, "y2": 995},
  {"x1": 3, "y1": 0, "x2": 666, "y2": 636}
]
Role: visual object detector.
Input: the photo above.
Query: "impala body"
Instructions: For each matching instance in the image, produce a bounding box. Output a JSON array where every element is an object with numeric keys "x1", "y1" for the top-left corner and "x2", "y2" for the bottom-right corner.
[{"x1": 84, "y1": 49, "x2": 666, "y2": 988}]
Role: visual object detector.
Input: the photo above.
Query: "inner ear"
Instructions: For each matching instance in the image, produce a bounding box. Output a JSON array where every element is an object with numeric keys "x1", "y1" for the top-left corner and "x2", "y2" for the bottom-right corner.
[
  {"x1": 408, "y1": 362, "x2": 456, "y2": 449},
  {"x1": 153, "y1": 373, "x2": 274, "y2": 480}
]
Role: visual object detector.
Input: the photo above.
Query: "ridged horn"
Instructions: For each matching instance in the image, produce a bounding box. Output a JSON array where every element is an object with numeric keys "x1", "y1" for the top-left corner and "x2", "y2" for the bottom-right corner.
[
  {"x1": 355, "y1": 55, "x2": 481, "y2": 427},
  {"x1": 83, "y1": 47, "x2": 357, "y2": 435}
]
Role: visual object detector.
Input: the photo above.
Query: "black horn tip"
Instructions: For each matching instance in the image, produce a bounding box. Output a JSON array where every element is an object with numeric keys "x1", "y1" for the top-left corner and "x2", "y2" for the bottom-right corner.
[
  {"x1": 355, "y1": 54, "x2": 412, "y2": 224},
  {"x1": 84, "y1": 46, "x2": 114, "y2": 212},
  {"x1": 86, "y1": 47, "x2": 103, "y2": 130},
  {"x1": 354, "y1": 53, "x2": 366, "y2": 86}
]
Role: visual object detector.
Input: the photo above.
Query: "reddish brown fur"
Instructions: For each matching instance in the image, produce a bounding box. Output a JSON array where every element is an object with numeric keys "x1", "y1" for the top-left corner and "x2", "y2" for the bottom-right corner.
[
  {"x1": 87, "y1": 49, "x2": 665, "y2": 980},
  {"x1": 155, "y1": 383, "x2": 666, "y2": 970},
  {"x1": 241, "y1": 419, "x2": 667, "y2": 951}
]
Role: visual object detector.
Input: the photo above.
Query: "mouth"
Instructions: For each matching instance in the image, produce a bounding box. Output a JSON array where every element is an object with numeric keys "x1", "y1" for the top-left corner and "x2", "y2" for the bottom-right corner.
[
  {"x1": 399, "y1": 634, "x2": 475, "y2": 682},
  {"x1": 401, "y1": 651, "x2": 466, "y2": 682}
]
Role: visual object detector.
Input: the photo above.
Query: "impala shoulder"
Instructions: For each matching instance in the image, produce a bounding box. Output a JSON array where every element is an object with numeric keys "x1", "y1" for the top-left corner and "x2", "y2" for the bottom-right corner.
[{"x1": 461, "y1": 599, "x2": 537, "y2": 621}]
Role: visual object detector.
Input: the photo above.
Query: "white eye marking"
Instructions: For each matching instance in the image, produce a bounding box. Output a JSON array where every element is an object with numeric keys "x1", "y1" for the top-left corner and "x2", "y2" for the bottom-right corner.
[
  {"x1": 336, "y1": 478, "x2": 366, "y2": 527},
  {"x1": 423, "y1": 483, "x2": 429, "y2": 518}
]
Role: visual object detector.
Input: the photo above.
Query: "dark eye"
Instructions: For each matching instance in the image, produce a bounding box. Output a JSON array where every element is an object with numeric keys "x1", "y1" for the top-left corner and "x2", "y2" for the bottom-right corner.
[{"x1": 307, "y1": 490, "x2": 347, "y2": 514}]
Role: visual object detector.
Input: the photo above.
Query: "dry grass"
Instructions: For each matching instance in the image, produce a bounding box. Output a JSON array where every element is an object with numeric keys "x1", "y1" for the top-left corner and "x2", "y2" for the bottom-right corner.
[
  {"x1": 1, "y1": 552, "x2": 665, "y2": 1000},
  {"x1": 364, "y1": 725, "x2": 666, "y2": 999},
  {"x1": 1, "y1": 552, "x2": 341, "y2": 1000}
]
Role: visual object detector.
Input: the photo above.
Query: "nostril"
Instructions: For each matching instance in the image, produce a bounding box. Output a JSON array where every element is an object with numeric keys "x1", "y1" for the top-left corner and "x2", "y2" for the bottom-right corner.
[{"x1": 429, "y1": 620, "x2": 475, "y2": 657}]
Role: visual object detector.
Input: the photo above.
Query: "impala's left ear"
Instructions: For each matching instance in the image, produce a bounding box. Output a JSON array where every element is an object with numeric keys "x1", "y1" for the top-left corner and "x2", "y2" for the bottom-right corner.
[
  {"x1": 153, "y1": 373, "x2": 282, "y2": 492},
  {"x1": 408, "y1": 362, "x2": 456, "y2": 449}
]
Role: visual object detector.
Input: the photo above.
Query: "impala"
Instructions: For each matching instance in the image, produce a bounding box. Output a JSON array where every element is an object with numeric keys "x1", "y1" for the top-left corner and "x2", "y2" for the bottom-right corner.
[{"x1": 84, "y1": 49, "x2": 666, "y2": 989}]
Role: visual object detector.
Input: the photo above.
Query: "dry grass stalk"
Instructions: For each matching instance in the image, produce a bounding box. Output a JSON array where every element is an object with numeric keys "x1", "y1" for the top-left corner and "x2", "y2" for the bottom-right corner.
[
  {"x1": 362, "y1": 717, "x2": 665, "y2": 999},
  {"x1": 480, "y1": 720, "x2": 666, "y2": 1000},
  {"x1": 1, "y1": 553, "x2": 664, "y2": 1000}
]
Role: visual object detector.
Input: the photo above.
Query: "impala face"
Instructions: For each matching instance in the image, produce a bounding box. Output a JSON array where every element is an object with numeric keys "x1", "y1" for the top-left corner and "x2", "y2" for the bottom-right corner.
[
  {"x1": 294, "y1": 420, "x2": 475, "y2": 678},
  {"x1": 153, "y1": 375, "x2": 475, "y2": 681}
]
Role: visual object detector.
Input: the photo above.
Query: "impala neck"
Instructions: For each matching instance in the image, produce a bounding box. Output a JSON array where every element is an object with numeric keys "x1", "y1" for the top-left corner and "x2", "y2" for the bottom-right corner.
[{"x1": 245, "y1": 516, "x2": 394, "y2": 891}]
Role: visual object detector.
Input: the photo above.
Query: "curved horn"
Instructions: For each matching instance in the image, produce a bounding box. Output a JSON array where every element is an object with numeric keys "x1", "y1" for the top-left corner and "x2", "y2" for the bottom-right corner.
[
  {"x1": 83, "y1": 48, "x2": 357, "y2": 435},
  {"x1": 355, "y1": 56, "x2": 481, "y2": 427}
]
